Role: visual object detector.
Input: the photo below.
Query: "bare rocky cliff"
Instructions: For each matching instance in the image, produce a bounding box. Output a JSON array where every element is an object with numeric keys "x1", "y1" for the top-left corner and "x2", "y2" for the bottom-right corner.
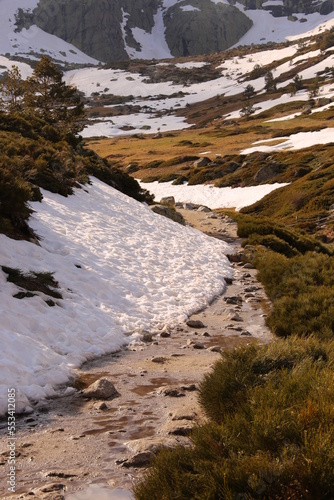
[
  {"x1": 16, "y1": 0, "x2": 334, "y2": 62},
  {"x1": 19, "y1": 0, "x2": 252, "y2": 61},
  {"x1": 163, "y1": 1, "x2": 252, "y2": 57}
]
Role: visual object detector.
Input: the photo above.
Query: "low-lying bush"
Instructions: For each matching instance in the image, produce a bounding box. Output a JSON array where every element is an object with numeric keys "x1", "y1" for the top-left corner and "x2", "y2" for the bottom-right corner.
[{"x1": 135, "y1": 337, "x2": 334, "y2": 499}]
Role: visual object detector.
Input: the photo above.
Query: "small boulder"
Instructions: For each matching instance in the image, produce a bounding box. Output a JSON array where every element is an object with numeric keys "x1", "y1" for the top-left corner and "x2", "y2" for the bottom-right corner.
[
  {"x1": 193, "y1": 157, "x2": 211, "y2": 167},
  {"x1": 192, "y1": 342, "x2": 205, "y2": 349},
  {"x1": 122, "y1": 451, "x2": 154, "y2": 468},
  {"x1": 151, "y1": 356, "x2": 167, "y2": 364},
  {"x1": 183, "y1": 203, "x2": 198, "y2": 210},
  {"x1": 160, "y1": 196, "x2": 175, "y2": 207},
  {"x1": 82, "y1": 378, "x2": 119, "y2": 400},
  {"x1": 186, "y1": 319, "x2": 206, "y2": 329},
  {"x1": 161, "y1": 387, "x2": 185, "y2": 398},
  {"x1": 197, "y1": 205, "x2": 211, "y2": 213},
  {"x1": 141, "y1": 332, "x2": 153, "y2": 343}
]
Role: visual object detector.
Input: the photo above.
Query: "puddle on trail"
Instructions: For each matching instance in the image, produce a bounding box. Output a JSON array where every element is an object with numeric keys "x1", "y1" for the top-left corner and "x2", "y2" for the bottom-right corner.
[
  {"x1": 84, "y1": 411, "x2": 158, "y2": 438},
  {"x1": 66, "y1": 484, "x2": 133, "y2": 499},
  {"x1": 130, "y1": 376, "x2": 174, "y2": 396}
]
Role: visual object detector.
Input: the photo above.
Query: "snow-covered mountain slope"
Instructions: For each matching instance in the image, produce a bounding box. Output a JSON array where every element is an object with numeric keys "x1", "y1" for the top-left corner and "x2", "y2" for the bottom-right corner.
[
  {"x1": 0, "y1": 0, "x2": 98, "y2": 66},
  {"x1": 60, "y1": 17, "x2": 334, "y2": 140},
  {"x1": 0, "y1": 0, "x2": 334, "y2": 64}
]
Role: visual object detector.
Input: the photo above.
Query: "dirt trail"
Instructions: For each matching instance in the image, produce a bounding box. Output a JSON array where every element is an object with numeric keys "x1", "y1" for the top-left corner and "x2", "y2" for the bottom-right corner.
[{"x1": 0, "y1": 208, "x2": 272, "y2": 500}]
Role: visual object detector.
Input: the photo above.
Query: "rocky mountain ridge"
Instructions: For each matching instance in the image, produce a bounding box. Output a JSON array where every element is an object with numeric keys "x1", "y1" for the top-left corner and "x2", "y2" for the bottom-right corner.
[{"x1": 9, "y1": 0, "x2": 334, "y2": 63}]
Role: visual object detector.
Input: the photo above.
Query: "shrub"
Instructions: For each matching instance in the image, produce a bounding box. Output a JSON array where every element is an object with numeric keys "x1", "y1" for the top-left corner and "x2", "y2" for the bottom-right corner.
[{"x1": 134, "y1": 337, "x2": 334, "y2": 500}]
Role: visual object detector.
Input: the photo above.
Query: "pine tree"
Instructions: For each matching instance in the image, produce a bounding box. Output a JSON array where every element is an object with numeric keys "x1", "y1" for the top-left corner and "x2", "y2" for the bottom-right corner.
[
  {"x1": 264, "y1": 70, "x2": 277, "y2": 92},
  {"x1": 24, "y1": 56, "x2": 85, "y2": 136},
  {"x1": 0, "y1": 66, "x2": 25, "y2": 113},
  {"x1": 243, "y1": 84, "x2": 256, "y2": 100}
]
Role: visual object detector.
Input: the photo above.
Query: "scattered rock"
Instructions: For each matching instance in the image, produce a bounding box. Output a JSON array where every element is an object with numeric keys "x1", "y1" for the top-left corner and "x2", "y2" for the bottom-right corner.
[
  {"x1": 226, "y1": 253, "x2": 242, "y2": 263},
  {"x1": 171, "y1": 410, "x2": 197, "y2": 421},
  {"x1": 141, "y1": 332, "x2": 153, "y2": 343},
  {"x1": 183, "y1": 203, "x2": 198, "y2": 210},
  {"x1": 35, "y1": 483, "x2": 66, "y2": 494},
  {"x1": 243, "y1": 262, "x2": 255, "y2": 269},
  {"x1": 193, "y1": 157, "x2": 211, "y2": 167},
  {"x1": 122, "y1": 451, "x2": 154, "y2": 468},
  {"x1": 207, "y1": 345, "x2": 221, "y2": 352},
  {"x1": 96, "y1": 402, "x2": 108, "y2": 411},
  {"x1": 231, "y1": 312, "x2": 243, "y2": 322},
  {"x1": 181, "y1": 384, "x2": 197, "y2": 391},
  {"x1": 151, "y1": 356, "x2": 167, "y2": 364},
  {"x1": 226, "y1": 325, "x2": 243, "y2": 332},
  {"x1": 202, "y1": 331, "x2": 210, "y2": 337},
  {"x1": 316, "y1": 97, "x2": 332, "y2": 107},
  {"x1": 197, "y1": 205, "x2": 211, "y2": 213},
  {"x1": 241, "y1": 331, "x2": 252, "y2": 336},
  {"x1": 224, "y1": 296, "x2": 242, "y2": 305},
  {"x1": 160, "y1": 387, "x2": 185, "y2": 398},
  {"x1": 224, "y1": 276, "x2": 233, "y2": 284},
  {"x1": 193, "y1": 342, "x2": 205, "y2": 349},
  {"x1": 160, "y1": 196, "x2": 176, "y2": 207},
  {"x1": 151, "y1": 205, "x2": 185, "y2": 225},
  {"x1": 125, "y1": 164, "x2": 139, "y2": 174},
  {"x1": 254, "y1": 163, "x2": 281, "y2": 183},
  {"x1": 245, "y1": 286, "x2": 260, "y2": 293},
  {"x1": 82, "y1": 378, "x2": 120, "y2": 400},
  {"x1": 22, "y1": 443, "x2": 33, "y2": 448},
  {"x1": 160, "y1": 330, "x2": 171, "y2": 338},
  {"x1": 168, "y1": 425, "x2": 193, "y2": 436},
  {"x1": 125, "y1": 438, "x2": 176, "y2": 455},
  {"x1": 186, "y1": 319, "x2": 206, "y2": 329},
  {"x1": 45, "y1": 472, "x2": 77, "y2": 479}
]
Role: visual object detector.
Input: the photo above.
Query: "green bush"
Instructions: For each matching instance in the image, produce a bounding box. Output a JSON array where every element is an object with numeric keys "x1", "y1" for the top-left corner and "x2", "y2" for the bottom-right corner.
[{"x1": 236, "y1": 214, "x2": 330, "y2": 255}]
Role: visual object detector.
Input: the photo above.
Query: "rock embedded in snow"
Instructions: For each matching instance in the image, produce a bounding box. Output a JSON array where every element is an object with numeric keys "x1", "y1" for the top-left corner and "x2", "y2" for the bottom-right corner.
[
  {"x1": 82, "y1": 378, "x2": 119, "y2": 400},
  {"x1": 186, "y1": 319, "x2": 206, "y2": 328},
  {"x1": 140, "y1": 332, "x2": 153, "y2": 343}
]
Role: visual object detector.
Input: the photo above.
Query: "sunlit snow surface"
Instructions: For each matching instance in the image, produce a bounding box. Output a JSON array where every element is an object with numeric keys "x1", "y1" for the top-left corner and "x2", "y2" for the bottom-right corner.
[
  {"x1": 140, "y1": 181, "x2": 289, "y2": 210},
  {"x1": 0, "y1": 178, "x2": 234, "y2": 415}
]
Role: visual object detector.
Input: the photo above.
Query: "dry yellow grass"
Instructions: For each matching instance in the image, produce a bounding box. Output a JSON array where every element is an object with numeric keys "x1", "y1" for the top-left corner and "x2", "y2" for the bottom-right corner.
[{"x1": 85, "y1": 96, "x2": 333, "y2": 180}]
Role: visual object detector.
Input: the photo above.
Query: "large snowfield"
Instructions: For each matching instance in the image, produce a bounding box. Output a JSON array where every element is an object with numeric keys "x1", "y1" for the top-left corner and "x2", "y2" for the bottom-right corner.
[{"x1": 0, "y1": 178, "x2": 236, "y2": 416}]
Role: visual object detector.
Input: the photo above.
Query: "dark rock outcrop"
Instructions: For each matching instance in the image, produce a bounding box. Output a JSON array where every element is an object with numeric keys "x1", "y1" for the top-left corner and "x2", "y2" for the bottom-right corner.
[{"x1": 164, "y1": 1, "x2": 253, "y2": 57}]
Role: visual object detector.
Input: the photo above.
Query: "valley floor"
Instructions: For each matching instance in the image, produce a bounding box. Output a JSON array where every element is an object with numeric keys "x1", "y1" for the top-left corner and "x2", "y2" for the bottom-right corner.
[{"x1": 0, "y1": 209, "x2": 272, "y2": 500}]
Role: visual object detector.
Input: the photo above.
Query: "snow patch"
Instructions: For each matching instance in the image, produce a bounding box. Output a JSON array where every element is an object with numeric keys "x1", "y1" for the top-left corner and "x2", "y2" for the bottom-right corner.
[
  {"x1": 0, "y1": 178, "x2": 233, "y2": 415},
  {"x1": 140, "y1": 181, "x2": 289, "y2": 210}
]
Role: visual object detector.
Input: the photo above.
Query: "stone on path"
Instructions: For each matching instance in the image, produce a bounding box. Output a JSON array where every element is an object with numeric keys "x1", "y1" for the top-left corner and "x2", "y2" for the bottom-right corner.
[
  {"x1": 186, "y1": 319, "x2": 206, "y2": 328},
  {"x1": 82, "y1": 378, "x2": 119, "y2": 400}
]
